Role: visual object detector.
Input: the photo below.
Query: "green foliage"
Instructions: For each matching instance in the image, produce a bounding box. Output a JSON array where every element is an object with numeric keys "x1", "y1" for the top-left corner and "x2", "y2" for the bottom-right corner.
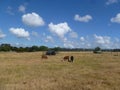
[
  {"x1": 39, "y1": 46, "x2": 48, "y2": 51},
  {"x1": 93, "y1": 47, "x2": 102, "y2": 54},
  {"x1": 29, "y1": 46, "x2": 39, "y2": 52},
  {"x1": 0, "y1": 43, "x2": 49, "y2": 52},
  {"x1": 52, "y1": 47, "x2": 61, "y2": 51},
  {"x1": 95, "y1": 47, "x2": 101, "y2": 51},
  {"x1": 0, "y1": 44, "x2": 12, "y2": 51}
]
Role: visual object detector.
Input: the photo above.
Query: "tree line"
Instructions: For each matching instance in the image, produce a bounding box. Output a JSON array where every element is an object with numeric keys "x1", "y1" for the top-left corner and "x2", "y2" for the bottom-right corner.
[
  {"x1": 0, "y1": 44, "x2": 49, "y2": 52},
  {"x1": 0, "y1": 43, "x2": 120, "y2": 52}
]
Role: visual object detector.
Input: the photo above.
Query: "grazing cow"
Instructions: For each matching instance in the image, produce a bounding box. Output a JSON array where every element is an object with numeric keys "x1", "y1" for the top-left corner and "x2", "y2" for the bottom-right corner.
[
  {"x1": 63, "y1": 56, "x2": 69, "y2": 61},
  {"x1": 70, "y1": 56, "x2": 74, "y2": 62},
  {"x1": 41, "y1": 54, "x2": 48, "y2": 59}
]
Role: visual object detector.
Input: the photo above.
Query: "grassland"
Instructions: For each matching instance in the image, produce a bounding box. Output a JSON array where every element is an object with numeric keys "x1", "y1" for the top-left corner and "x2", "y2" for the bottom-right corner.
[{"x1": 0, "y1": 51, "x2": 120, "y2": 90}]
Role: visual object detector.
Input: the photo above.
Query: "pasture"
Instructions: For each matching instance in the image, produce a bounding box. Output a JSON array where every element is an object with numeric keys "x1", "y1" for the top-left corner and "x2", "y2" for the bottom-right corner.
[{"x1": 0, "y1": 52, "x2": 120, "y2": 90}]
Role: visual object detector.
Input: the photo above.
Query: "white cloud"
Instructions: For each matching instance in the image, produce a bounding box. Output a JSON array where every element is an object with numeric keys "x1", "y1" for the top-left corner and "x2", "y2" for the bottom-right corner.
[
  {"x1": 94, "y1": 34, "x2": 111, "y2": 44},
  {"x1": 64, "y1": 43, "x2": 74, "y2": 48},
  {"x1": 0, "y1": 30, "x2": 6, "y2": 38},
  {"x1": 69, "y1": 31, "x2": 78, "y2": 38},
  {"x1": 106, "y1": 0, "x2": 118, "y2": 5},
  {"x1": 74, "y1": 14, "x2": 92, "y2": 22},
  {"x1": 22, "y1": 12, "x2": 45, "y2": 27},
  {"x1": 18, "y1": 5, "x2": 26, "y2": 13},
  {"x1": 45, "y1": 36, "x2": 54, "y2": 43},
  {"x1": 56, "y1": 34, "x2": 120, "y2": 49},
  {"x1": 45, "y1": 33, "x2": 120, "y2": 49},
  {"x1": 79, "y1": 36, "x2": 92, "y2": 48},
  {"x1": 93, "y1": 34, "x2": 113, "y2": 48},
  {"x1": 111, "y1": 13, "x2": 120, "y2": 23},
  {"x1": 9, "y1": 28, "x2": 30, "y2": 40},
  {"x1": 63, "y1": 39, "x2": 75, "y2": 48},
  {"x1": 60, "y1": 37, "x2": 79, "y2": 48},
  {"x1": 48, "y1": 22, "x2": 71, "y2": 38},
  {"x1": 80, "y1": 37, "x2": 85, "y2": 42}
]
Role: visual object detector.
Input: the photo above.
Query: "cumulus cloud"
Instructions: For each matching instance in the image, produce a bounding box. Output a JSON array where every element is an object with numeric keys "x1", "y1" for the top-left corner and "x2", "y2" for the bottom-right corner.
[
  {"x1": 9, "y1": 28, "x2": 30, "y2": 40},
  {"x1": 111, "y1": 13, "x2": 120, "y2": 23},
  {"x1": 79, "y1": 36, "x2": 92, "y2": 48},
  {"x1": 18, "y1": 5, "x2": 26, "y2": 13},
  {"x1": 93, "y1": 34, "x2": 112, "y2": 48},
  {"x1": 94, "y1": 34, "x2": 111, "y2": 44},
  {"x1": 59, "y1": 37, "x2": 79, "y2": 48},
  {"x1": 45, "y1": 36, "x2": 54, "y2": 43},
  {"x1": 0, "y1": 30, "x2": 6, "y2": 38},
  {"x1": 80, "y1": 37, "x2": 85, "y2": 42},
  {"x1": 74, "y1": 14, "x2": 92, "y2": 22},
  {"x1": 57, "y1": 34, "x2": 120, "y2": 49},
  {"x1": 43, "y1": 33, "x2": 120, "y2": 49},
  {"x1": 64, "y1": 43, "x2": 74, "y2": 48},
  {"x1": 106, "y1": 0, "x2": 118, "y2": 5},
  {"x1": 22, "y1": 12, "x2": 45, "y2": 27},
  {"x1": 48, "y1": 22, "x2": 71, "y2": 38},
  {"x1": 63, "y1": 38, "x2": 75, "y2": 48}
]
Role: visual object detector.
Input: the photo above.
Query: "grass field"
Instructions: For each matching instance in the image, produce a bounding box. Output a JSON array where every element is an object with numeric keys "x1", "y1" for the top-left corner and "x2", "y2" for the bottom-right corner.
[{"x1": 0, "y1": 52, "x2": 120, "y2": 90}]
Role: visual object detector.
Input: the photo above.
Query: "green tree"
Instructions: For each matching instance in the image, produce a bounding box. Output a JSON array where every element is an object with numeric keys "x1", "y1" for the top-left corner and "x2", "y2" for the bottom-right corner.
[
  {"x1": 39, "y1": 46, "x2": 48, "y2": 51},
  {"x1": 93, "y1": 47, "x2": 102, "y2": 54},
  {"x1": 52, "y1": 47, "x2": 61, "y2": 51},
  {"x1": 0, "y1": 44, "x2": 12, "y2": 51}
]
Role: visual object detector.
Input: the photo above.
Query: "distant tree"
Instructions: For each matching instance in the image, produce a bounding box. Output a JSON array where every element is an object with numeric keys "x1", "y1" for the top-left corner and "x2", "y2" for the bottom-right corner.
[
  {"x1": 52, "y1": 47, "x2": 61, "y2": 52},
  {"x1": 39, "y1": 46, "x2": 48, "y2": 51},
  {"x1": 32, "y1": 46, "x2": 39, "y2": 52},
  {"x1": 93, "y1": 47, "x2": 102, "y2": 54},
  {"x1": 0, "y1": 44, "x2": 12, "y2": 51},
  {"x1": 16, "y1": 47, "x2": 25, "y2": 52},
  {"x1": 113, "y1": 49, "x2": 120, "y2": 52},
  {"x1": 24, "y1": 47, "x2": 30, "y2": 52},
  {"x1": 11, "y1": 46, "x2": 18, "y2": 51},
  {"x1": 95, "y1": 47, "x2": 101, "y2": 51}
]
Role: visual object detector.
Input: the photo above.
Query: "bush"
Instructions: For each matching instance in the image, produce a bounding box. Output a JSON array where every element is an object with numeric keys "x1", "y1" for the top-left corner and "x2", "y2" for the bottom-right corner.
[{"x1": 93, "y1": 47, "x2": 102, "y2": 54}]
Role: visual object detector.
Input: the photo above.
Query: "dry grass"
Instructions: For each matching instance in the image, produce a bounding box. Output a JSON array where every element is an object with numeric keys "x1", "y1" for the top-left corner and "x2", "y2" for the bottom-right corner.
[{"x1": 0, "y1": 52, "x2": 120, "y2": 90}]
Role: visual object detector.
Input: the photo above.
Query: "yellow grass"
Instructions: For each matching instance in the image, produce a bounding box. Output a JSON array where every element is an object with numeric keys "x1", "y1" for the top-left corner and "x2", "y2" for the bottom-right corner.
[{"x1": 0, "y1": 52, "x2": 120, "y2": 90}]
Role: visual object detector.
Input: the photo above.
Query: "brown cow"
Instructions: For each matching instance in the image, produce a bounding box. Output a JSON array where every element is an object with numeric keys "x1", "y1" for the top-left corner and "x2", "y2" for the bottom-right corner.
[
  {"x1": 41, "y1": 54, "x2": 48, "y2": 59},
  {"x1": 62, "y1": 56, "x2": 69, "y2": 61}
]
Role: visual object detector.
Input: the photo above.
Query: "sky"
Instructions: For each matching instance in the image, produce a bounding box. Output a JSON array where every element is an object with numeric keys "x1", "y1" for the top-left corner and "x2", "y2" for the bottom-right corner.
[{"x1": 0, "y1": 0, "x2": 120, "y2": 49}]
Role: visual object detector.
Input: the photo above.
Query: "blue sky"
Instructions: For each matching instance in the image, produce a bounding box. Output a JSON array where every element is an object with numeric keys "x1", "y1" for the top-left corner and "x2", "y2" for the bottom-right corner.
[{"x1": 0, "y1": 0, "x2": 120, "y2": 49}]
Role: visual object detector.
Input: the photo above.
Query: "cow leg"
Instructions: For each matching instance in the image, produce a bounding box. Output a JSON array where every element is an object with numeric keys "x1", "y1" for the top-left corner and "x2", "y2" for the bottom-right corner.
[{"x1": 68, "y1": 59, "x2": 71, "y2": 62}]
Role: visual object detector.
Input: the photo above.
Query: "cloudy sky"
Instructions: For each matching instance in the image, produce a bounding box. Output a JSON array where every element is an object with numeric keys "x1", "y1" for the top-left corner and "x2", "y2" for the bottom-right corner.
[{"x1": 0, "y1": 0, "x2": 120, "y2": 49}]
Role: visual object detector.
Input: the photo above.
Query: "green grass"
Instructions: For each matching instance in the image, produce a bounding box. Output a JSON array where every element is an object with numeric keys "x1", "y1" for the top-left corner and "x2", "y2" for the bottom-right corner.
[{"x1": 0, "y1": 52, "x2": 120, "y2": 90}]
